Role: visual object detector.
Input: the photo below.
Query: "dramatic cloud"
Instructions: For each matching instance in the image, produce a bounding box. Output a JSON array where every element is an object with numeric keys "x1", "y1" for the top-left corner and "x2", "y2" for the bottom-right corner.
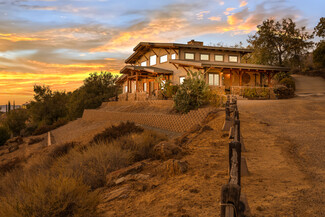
[{"x1": 0, "y1": 0, "x2": 320, "y2": 104}]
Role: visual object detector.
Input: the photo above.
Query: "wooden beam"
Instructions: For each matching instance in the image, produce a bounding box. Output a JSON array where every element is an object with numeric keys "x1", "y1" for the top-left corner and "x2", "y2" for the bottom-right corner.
[
  {"x1": 136, "y1": 72, "x2": 139, "y2": 93},
  {"x1": 152, "y1": 49, "x2": 158, "y2": 56},
  {"x1": 182, "y1": 66, "x2": 189, "y2": 74},
  {"x1": 172, "y1": 48, "x2": 179, "y2": 55},
  {"x1": 172, "y1": 63, "x2": 179, "y2": 69},
  {"x1": 164, "y1": 48, "x2": 170, "y2": 54}
]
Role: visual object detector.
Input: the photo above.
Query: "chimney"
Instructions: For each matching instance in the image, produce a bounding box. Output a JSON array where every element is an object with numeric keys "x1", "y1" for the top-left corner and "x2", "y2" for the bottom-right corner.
[{"x1": 187, "y1": 40, "x2": 203, "y2": 46}]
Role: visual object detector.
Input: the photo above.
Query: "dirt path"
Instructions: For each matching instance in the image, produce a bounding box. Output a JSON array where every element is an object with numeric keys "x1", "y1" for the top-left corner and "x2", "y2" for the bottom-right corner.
[{"x1": 238, "y1": 75, "x2": 325, "y2": 216}]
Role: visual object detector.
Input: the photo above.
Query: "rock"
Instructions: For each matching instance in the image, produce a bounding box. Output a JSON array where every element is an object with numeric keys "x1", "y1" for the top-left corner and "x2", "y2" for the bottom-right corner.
[
  {"x1": 5, "y1": 136, "x2": 23, "y2": 146},
  {"x1": 103, "y1": 186, "x2": 131, "y2": 202},
  {"x1": 8, "y1": 144, "x2": 19, "y2": 153},
  {"x1": 153, "y1": 141, "x2": 181, "y2": 160},
  {"x1": 106, "y1": 161, "x2": 146, "y2": 186},
  {"x1": 113, "y1": 173, "x2": 150, "y2": 185},
  {"x1": 157, "y1": 159, "x2": 188, "y2": 177},
  {"x1": 200, "y1": 125, "x2": 213, "y2": 133}
]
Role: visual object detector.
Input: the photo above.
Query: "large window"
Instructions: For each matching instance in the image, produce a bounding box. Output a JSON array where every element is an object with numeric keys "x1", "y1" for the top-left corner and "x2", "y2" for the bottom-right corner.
[
  {"x1": 179, "y1": 76, "x2": 185, "y2": 84},
  {"x1": 150, "y1": 55, "x2": 157, "y2": 66},
  {"x1": 160, "y1": 55, "x2": 168, "y2": 63},
  {"x1": 200, "y1": 54, "x2": 209, "y2": 61},
  {"x1": 141, "y1": 61, "x2": 147, "y2": 66},
  {"x1": 185, "y1": 52, "x2": 195, "y2": 60},
  {"x1": 208, "y1": 73, "x2": 220, "y2": 86},
  {"x1": 171, "y1": 53, "x2": 176, "y2": 59},
  {"x1": 215, "y1": 54, "x2": 224, "y2": 62},
  {"x1": 229, "y1": 55, "x2": 238, "y2": 62},
  {"x1": 124, "y1": 86, "x2": 128, "y2": 93}
]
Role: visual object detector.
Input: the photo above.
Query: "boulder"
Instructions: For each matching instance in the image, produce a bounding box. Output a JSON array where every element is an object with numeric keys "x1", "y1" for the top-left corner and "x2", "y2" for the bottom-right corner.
[
  {"x1": 103, "y1": 186, "x2": 131, "y2": 202},
  {"x1": 106, "y1": 161, "x2": 146, "y2": 186},
  {"x1": 157, "y1": 159, "x2": 188, "y2": 177},
  {"x1": 153, "y1": 141, "x2": 181, "y2": 160}
]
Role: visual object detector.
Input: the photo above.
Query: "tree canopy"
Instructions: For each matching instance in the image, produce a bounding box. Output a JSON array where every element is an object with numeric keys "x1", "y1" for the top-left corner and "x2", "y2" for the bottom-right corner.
[{"x1": 247, "y1": 18, "x2": 313, "y2": 67}]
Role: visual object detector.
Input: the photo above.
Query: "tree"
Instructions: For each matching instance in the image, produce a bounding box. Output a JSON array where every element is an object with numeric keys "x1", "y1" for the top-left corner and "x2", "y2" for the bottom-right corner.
[
  {"x1": 314, "y1": 17, "x2": 325, "y2": 38},
  {"x1": 173, "y1": 71, "x2": 209, "y2": 113},
  {"x1": 5, "y1": 109, "x2": 29, "y2": 136},
  {"x1": 68, "y1": 72, "x2": 119, "y2": 119},
  {"x1": 247, "y1": 18, "x2": 313, "y2": 67},
  {"x1": 0, "y1": 127, "x2": 10, "y2": 146},
  {"x1": 29, "y1": 85, "x2": 69, "y2": 126}
]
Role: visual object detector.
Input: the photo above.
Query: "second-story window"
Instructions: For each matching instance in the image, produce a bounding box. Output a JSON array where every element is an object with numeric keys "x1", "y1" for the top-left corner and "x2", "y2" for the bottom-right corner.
[
  {"x1": 150, "y1": 55, "x2": 157, "y2": 66},
  {"x1": 171, "y1": 53, "x2": 176, "y2": 59},
  {"x1": 200, "y1": 54, "x2": 209, "y2": 61},
  {"x1": 185, "y1": 52, "x2": 195, "y2": 60},
  {"x1": 160, "y1": 55, "x2": 168, "y2": 63},
  {"x1": 229, "y1": 55, "x2": 238, "y2": 62},
  {"x1": 215, "y1": 54, "x2": 224, "y2": 62},
  {"x1": 141, "y1": 61, "x2": 147, "y2": 66}
]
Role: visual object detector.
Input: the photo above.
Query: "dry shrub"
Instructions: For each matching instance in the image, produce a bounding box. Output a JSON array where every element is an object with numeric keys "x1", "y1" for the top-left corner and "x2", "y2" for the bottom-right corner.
[
  {"x1": 0, "y1": 174, "x2": 100, "y2": 217},
  {"x1": 92, "y1": 121, "x2": 143, "y2": 144},
  {"x1": 49, "y1": 142, "x2": 77, "y2": 159},
  {"x1": 53, "y1": 142, "x2": 132, "y2": 189},
  {"x1": 0, "y1": 157, "x2": 25, "y2": 176},
  {"x1": 117, "y1": 130, "x2": 167, "y2": 161}
]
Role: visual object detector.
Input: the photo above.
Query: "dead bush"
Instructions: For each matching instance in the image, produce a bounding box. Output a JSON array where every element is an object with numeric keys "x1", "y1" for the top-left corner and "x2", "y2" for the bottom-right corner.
[
  {"x1": 0, "y1": 157, "x2": 25, "y2": 176},
  {"x1": 92, "y1": 121, "x2": 143, "y2": 144},
  {"x1": 48, "y1": 142, "x2": 78, "y2": 159},
  {"x1": 0, "y1": 174, "x2": 100, "y2": 217},
  {"x1": 54, "y1": 142, "x2": 132, "y2": 189}
]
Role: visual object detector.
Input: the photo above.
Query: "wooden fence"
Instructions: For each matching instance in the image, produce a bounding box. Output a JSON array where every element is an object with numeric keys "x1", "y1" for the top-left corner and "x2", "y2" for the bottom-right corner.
[{"x1": 220, "y1": 96, "x2": 249, "y2": 217}]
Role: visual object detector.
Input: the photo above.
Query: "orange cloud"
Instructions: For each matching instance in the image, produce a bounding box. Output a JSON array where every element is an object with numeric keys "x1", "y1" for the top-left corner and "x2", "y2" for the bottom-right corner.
[
  {"x1": 240, "y1": 1, "x2": 248, "y2": 7},
  {"x1": 208, "y1": 16, "x2": 222, "y2": 21},
  {"x1": 226, "y1": 8, "x2": 236, "y2": 12},
  {"x1": 0, "y1": 33, "x2": 46, "y2": 42}
]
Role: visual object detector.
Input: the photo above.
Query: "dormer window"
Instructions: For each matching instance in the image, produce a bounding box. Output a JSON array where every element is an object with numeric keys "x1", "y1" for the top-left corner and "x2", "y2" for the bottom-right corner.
[
  {"x1": 229, "y1": 55, "x2": 238, "y2": 62},
  {"x1": 150, "y1": 55, "x2": 157, "y2": 66},
  {"x1": 160, "y1": 55, "x2": 168, "y2": 63},
  {"x1": 141, "y1": 61, "x2": 147, "y2": 66},
  {"x1": 185, "y1": 52, "x2": 195, "y2": 60},
  {"x1": 215, "y1": 54, "x2": 224, "y2": 62},
  {"x1": 171, "y1": 53, "x2": 176, "y2": 59},
  {"x1": 200, "y1": 54, "x2": 209, "y2": 61}
]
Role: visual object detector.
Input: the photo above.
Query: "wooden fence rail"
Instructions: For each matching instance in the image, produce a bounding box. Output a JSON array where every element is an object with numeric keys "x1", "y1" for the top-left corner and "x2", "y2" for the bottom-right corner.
[{"x1": 220, "y1": 96, "x2": 249, "y2": 217}]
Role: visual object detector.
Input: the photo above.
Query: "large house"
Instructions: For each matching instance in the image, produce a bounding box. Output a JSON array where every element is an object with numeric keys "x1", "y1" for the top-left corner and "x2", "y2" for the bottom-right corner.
[{"x1": 116, "y1": 40, "x2": 289, "y2": 100}]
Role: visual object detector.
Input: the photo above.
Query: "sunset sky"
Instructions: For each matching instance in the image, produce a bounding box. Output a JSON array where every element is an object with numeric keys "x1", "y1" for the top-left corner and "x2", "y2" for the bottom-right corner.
[{"x1": 0, "y1": 0, "x2": 324, "y2": 105}]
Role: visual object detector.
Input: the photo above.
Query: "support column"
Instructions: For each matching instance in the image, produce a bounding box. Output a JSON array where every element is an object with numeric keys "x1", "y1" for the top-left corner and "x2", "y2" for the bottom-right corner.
[
  {"x1": 127, "y1": 77, "x2": 129, "y2": 93},
  {"x1": 267, "y1": 72, "x2": 271, "y2": 87},
  {"x1": 220, "y1": 72, "x2": 223, "y2": 86},
  {"x1": 136, "y1": 72, "x2": 139, "y2": 92},
  {"x1": 239, "y1": 71, "x2": 243, "y2": 86}
]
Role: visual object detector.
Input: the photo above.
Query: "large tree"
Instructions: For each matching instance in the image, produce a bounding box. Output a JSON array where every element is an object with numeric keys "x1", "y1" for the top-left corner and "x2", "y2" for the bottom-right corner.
[
  {"x1": 313, "y1": 17, "x2": 325, "y2": 68},
  {"x1": 247, "y1": 18, "x2": 313, "y2": 67}
]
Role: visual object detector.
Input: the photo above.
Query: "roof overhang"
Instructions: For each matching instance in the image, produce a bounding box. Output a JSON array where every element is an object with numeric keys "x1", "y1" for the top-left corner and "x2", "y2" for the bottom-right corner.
[{"x1": 169, "y1": 60, "x2": 290, "y2": 72}]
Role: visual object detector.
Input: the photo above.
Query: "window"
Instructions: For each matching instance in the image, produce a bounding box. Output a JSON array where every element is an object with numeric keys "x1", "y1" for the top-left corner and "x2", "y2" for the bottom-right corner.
[
  {"x1": 141, "y1": 61, "x2": 147, "y2": 66},
  {"x1": 215, "y1": 54, "x2": 224, "y2": 62},
  {"x1": 179, "y1": 76, "x2": 185, "y2": 84},
  {"x1": 160, "y1": 55, "x2": 168, "y2": 63},
  {"x1": 185, "y1": 52, "x2": 195, "y2": 60},
  {"x1": 229, "y1": 55, "x2": 238, "y2": 62},
  {"x1": 200, "y1": 54, "x2": 209, "y2": 61},
  {"x1": 143, "y1": 83, "x2": 147, "y2": 92},
  {"x1": 124, "y1": 86, "x2": 128, "y2": 93},
  {"x1": 171, "y1": 53, "x2": 176, "y2": 59},
  {"x1": 208, "y1": 73, "x2": 220, "y2": 86},
  {"x1": 150, "y1": 55, "x2": 157, "y2": 66}
]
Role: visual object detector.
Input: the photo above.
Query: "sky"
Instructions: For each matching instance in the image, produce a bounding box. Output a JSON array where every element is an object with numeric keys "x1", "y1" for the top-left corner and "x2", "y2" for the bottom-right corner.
[{"x1": 0, "y1": 0, "x2": 324, "y2": 105}]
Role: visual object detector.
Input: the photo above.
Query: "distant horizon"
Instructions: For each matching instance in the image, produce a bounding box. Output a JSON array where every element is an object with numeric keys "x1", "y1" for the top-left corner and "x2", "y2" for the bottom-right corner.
[{"x1": 1, "y1": 0, "x2": 324, "y2": 104}]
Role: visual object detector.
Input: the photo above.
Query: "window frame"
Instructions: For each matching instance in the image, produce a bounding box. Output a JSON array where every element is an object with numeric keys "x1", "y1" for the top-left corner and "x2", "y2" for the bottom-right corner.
[
  {"x1": 208, "y1": 73, "x2": 220, "y2": 86},
  {"x1": 200, "y1": 53, "x2": 210, "y2": 61},
  {"x1": 160, "y1": 54, "x2": 168, "y2": 63},
  {"x1": 184, "y1": 52, "x2": 195, "y2": 60},
  {"x1": 149, "y1": 55, "x2": 157, "y2": 66},
  {"x1": 214, "y1": 54, "x2": 224, "y2": 62},
  {"x1": 228, "y1": 55, "x2": 238, "y2": 63}
]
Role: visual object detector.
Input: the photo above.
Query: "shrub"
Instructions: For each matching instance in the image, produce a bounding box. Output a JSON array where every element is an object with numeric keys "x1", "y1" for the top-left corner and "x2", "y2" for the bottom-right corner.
[
  {"x1": 54, "y1": 142, "x2": 132, "y2": 189},
  {"x1": 206, "y1": 88, "x2": 226, "y2": 107},
  {"x1": 273, "y1": 86, "x2": 295, "y2": 99},
  {"x1": 173, "y1": 71, "x2": 209, "y2": 113},
  {"x1": 48, "y1": 142, "x2": 77, "y2": 159},
  {"x1": 0, "y1": 127, "x2": 10, "y2": 146},
  {"x1": 243, "y1": 88, "x2": 270, "y2": 99},
  {"x1": 4, "y1": 109, "x2": 29, "y2": 136},
  {"x1": 33, "y1": 117, "x2": 69, "y2": 136},
  {"x1": 279, "y1": 77, "x2": 296, "y2": 90},
  {"x1": 274, "y1": 71, "x2": 290, "y2": 82},
  {"x1": 92, "y1": 121, "x2": 143, "y2": 144},
  {"x1": 0, "y1": 174, "x2": 100, "y2": 217}
]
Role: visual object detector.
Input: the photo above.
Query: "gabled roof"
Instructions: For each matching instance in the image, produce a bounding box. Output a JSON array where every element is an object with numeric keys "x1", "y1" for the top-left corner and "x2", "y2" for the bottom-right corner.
[
  {"x1": 125, "y1": 42, "x2": 253, "y2": 64},
  {"x1": 120, "y1": 65, "x2": 173, "y2": 75},
  {"x1": 169, "y1": 59, "x2": 290, "y2": 72}
]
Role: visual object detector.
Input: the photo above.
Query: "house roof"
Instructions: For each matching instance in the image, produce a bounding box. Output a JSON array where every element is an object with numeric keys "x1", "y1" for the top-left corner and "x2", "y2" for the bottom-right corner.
[
  {"x1": 169, "y1": 59, "x2": 290, "y2": 72},
  {"x1": 125, "y1": 42, "x2": 253, "y2": 64}
]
